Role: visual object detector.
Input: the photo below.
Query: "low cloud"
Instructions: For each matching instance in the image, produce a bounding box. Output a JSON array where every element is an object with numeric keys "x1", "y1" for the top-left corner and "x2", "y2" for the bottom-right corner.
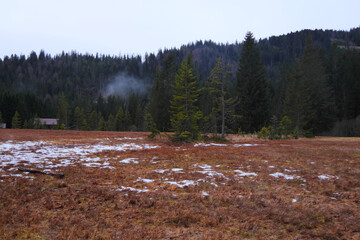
[{"x1": 104, "y1": 73, "x2": 151, "y2": 97}]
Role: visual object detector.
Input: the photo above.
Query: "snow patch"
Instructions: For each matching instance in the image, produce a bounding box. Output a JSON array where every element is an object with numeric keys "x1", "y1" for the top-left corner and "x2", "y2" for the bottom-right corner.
[
  {"x1": 164, "y1": 180, "x2": 197, "y2": 188},
  {"x1": 116, "y1": 186, "x2": 149, "y2": 193},
  {"x1": 233, "y1": 144, "x2": 260, "y2": 147},
  {"x1": 202, "y1": 191, "x2": 209, "y2": 197},
  {"x1": 119, "y1": 158, "x2": 139, "y2": 164},
  {"x1": 318, "y1": 174, "x2": 338, "y2": 180},
  {"x1": 137, "y1": 178, "x2": 154, "y2": 183},
  {"x1": 194, "y1": 143, "x2": 227, "y2": 147},
  {"x1": 171, "y1": 168, "x2": 183, "y2": 172},
  {"x1": 270, "y1": 172, "x2": 300, "y2": 180},
  {"x1": 234, "y1": 169, "x2": 258, "y2": 177}
]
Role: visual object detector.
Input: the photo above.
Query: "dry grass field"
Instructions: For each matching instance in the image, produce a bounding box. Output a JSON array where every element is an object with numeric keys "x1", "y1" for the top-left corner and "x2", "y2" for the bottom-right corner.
[{"x1": 0, "y1": 129, "x2": 359, "y2": 239}]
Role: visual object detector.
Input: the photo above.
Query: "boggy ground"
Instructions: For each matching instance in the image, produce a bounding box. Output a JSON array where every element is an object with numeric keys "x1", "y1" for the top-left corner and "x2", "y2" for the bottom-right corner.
[{"x1": 0, "y1": 129, "x2": 359, "y2": 239}]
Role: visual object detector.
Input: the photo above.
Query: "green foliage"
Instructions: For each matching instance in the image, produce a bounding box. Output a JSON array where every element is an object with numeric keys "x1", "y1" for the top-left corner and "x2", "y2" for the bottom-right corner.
[
  {"x1": 59, "y1": 123, "x2": 66, "y2": 130},
  {"x1": 235, "y1": 32, "x2": 270, "y2": 133},
  {"x1": 279, "y1": 115, "x2": 293, "y2": 139},
  {"x1": 57, "y1": 93, "x2": 69, "y2": 128},
  {"x1": 205, "y1": 58, "x2": 232, "y2": 138},
  {"x1": 170, "y1": 58, "x2": 203, "y2": 142},
  {"x1": 88, "y1": 110, "x2": 99, "y2": 131},
  {"x1": 258, "y1": 116, "x2": 295, "y2": 140},
  {"x1": 145, "y1": 113, "x2": 160, "y2": 138},
  {"x1": 148, "y1": 53, "x2": 177, "y2": 132},
  {"x1": 98, "y1": 116, "x2": 106, "y2": 131},
  {"x1": 73, "y1": 106, "x2": 83, "y2": 130},
  {"x1": 80, "y1": 119, "x2": 90, "y2": 131},
  {"x1": 284, "y1": 36, "x2": 334, "y2": 137},
  {"x1": 0, "y1": 111, "x2": 2, "y2": 123},
  {"x1": 107, "y1": 114, "x2": 115, "y2": 131},
  {"x1": 257, "y1": 126, "x2": 272, "y2": 139},
  {"x1": 11, "y1": 111, "x2": 21, "y2": 129},
  {"x1": 115, "y1": 107, "x2": 124, "y2": 131}
]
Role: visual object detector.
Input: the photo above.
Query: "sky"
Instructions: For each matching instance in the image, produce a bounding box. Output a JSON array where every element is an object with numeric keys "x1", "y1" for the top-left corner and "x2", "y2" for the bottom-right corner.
[{"x1": 1, "y1": 0, "x2": 359, "y2": 59}]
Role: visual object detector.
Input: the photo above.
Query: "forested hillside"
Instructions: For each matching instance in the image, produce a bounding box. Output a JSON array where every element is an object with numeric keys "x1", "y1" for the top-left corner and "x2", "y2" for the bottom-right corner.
[{"x1": 1, "y1": 27, "x2": 359, "y2": 137}]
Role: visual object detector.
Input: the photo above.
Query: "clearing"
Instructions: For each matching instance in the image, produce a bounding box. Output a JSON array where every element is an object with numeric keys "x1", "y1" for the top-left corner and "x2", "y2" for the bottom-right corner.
[{"x1": 0, "y1": 129, "x2": 359, "y2": 239}]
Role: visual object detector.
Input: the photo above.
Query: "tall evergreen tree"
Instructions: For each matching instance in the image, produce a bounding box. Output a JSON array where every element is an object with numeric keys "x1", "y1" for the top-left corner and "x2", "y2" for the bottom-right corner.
[
  {"x1": 300, "y1": 35, "x2": 335, "y2": 134},
  {"x1": 57, "y1": 93, "x2": 69, "y2": 128},
  {"x1": 170, "y1": 57, "x2": 202, "y2": 141},
  {"x1": 11, "y1": 111, "x2": 22, "y2": 129},
  {"x1": 283, "y1": 59, "x2": 314, "y2": 137},
  {"x1": 235, "y1": 32, "x2": 270, "y2": 133},
  {"x1": 148, "y1": 53, "x2": 177, "y2": 131},
  {"x1": 115, "y1": 107, "x2": 124, "y2": 131},
  {"x1": 206, "y1": 58, "x2": 232, "y2": 138},
  {"x1": 284, "y1": 36, "x2": 335, "y2": 137}
]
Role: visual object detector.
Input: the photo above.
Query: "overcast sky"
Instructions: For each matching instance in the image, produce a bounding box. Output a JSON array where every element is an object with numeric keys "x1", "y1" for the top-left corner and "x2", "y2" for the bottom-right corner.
[{"x1": 1, "y1": 0, "x2": 359, "y2": 59}]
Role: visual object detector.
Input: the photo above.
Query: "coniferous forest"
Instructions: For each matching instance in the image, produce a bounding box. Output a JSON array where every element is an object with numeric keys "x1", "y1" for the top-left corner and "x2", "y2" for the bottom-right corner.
[{"x1": 1, "y1": 28, "x2": 360, "y2": 138}]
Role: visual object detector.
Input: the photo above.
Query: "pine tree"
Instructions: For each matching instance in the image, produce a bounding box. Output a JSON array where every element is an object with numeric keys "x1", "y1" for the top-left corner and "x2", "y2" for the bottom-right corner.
[
  {"x1": 148, "y1": 53, "x2": 177, "y2": 131},
  {"x1": 300, "y1": 35, "x2": 335, "y2": 134},
  {"x1": 284, "y1": 36, "x2": 335, "y2": 137},
  {"x1": 88, "y1": 110, "x2": 99, "y2": 130},
  {"x1": 115, "y1": 107, "x2": 124, "y2": 131},
  {"x1": 170, "y1": 57, "x2": 203, "y2": 142},
  {"x1": 11, "y1": 111, "x2": 22, "y2": 129},
  {"x1": 107, "y1": 114, "x2": 115, "y2": 131},
  {"x1": 135, "y1": 104, "x2": 144, "y2": 131},
  {"x1": 73, "y1": 106, "x2": 83, "y2": 130},
  {"x1": 283, "y1": 59, "x2": 314, "y2": 138},
  {"x1": 98, "y1": 116, "x2": 106, "y2": 131},
  {"x1": 206, "y1": 58, "x2": 232, "y2": 138},
  {"x1": 235, "y1": 32, "x2": 270, "y2": 133},
  {"x1": 57, "y1": 93, "x2": 69, "y2": 128}
]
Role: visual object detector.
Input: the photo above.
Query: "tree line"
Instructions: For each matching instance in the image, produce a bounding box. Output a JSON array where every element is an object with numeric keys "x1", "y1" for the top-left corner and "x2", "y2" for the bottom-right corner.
[{"x1": 1, "y1": 28, "x2": 360, "y2": 138}]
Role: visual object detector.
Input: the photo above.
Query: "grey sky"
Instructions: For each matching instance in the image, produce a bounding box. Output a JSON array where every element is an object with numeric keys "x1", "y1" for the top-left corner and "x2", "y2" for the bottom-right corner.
[{"x1": 1, "y1": 0, "x2": 359, "y2": 59}]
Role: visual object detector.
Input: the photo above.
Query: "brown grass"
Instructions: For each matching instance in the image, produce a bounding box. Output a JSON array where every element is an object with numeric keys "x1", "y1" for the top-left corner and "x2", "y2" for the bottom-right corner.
[{"x1": 0, "y1": 129, "x2": 359, "y2": 239}]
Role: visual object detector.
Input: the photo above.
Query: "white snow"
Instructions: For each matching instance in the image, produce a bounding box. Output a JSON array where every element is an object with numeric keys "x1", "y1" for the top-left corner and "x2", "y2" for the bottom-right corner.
[
  {"x1": 233, "y1": 144, "x2": 260, "y2": 147},
  {"x1": 0, "y1": 140, "x2": 160, "y2": 178},
  {"x1": 171, "y1": 168, "x2": 183, "y2": 172},
  {"x1": 164, "y1": 180, "x2": 197, "y2": 188},
  {"x1": 318, "y1": 174, "x2": 338, "y2": 180},
  {"x1": 194, "y1": 143, "x2": 227, "y2": 147},
  {"x1": 269, "y1": 172, "x2": 301, "y2": 180},
  {"x1": 193, "y1": 163, "x2": 229, "y2": 180},
  {"x1": 153, "y1": 169, "x2": 169, "y2": 174},
  {"x1": 234, "y1": 169, "x2": 258, "y2": 177},
  {"x1": 115, "y1": 137, "x2": 143, "y2": 141},
  {"x1": 116, "y1": 186, "x2": 149, "y2": 193},
  {"x1": 202, "y1": 191, "x2": 209, "y2": 197},
  {"x1": 119, "y1": 158, "x2": 139, "y2": 164},
  {"x1": 137, "y1": 178, "x2": 154, "y2": 183}
]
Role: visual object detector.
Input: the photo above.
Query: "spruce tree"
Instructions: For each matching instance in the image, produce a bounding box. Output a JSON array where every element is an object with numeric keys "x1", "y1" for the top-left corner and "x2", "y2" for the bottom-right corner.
[
  {"x1": 206, "y1": 58, "x2": 231, "y2": 138},
  {"x1": 148, "y1": 53, "x2": 177, "y2": 131},
  {"x1": 115, "y1": 107, "x2": 124, "y2": 131},
  {"x1": 283, "y1": 59, "x2": 313, "y2": 138},
  {"x1": 57, "y1": 93, "x2": 69, "y2": 128},
  {"x1": 170, "y1": 57, "x2": 202, "y2": 142},
  {"x1": 11, "y1": 111, "x2": 22, "y2": 129},
  {"x1": 235, "y1": 32, "x2": 270, "y2": 133},
  {"x1": 300, "y1": 35, "x2": 334, "y2": 134},
  {"x1": 284, "y1": 36, "x2": 334, "y2": 137}
]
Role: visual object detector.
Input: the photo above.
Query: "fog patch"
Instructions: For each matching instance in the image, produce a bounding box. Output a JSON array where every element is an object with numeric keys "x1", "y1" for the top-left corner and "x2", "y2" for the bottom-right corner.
[{"x1": 104, "y1": 73, "x2": 151, "y2": 97}]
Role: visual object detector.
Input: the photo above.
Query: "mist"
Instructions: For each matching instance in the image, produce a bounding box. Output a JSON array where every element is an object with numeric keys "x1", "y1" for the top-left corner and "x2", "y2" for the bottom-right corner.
[{"x1": 104, "y1": 73, "x2": 151, "y2": 97}]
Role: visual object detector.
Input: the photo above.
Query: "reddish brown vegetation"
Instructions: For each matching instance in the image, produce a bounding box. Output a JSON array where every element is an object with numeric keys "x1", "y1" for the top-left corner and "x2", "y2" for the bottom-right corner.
[{"x1": 0, "y1": 129, "x2": 359, "y2": 239}]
